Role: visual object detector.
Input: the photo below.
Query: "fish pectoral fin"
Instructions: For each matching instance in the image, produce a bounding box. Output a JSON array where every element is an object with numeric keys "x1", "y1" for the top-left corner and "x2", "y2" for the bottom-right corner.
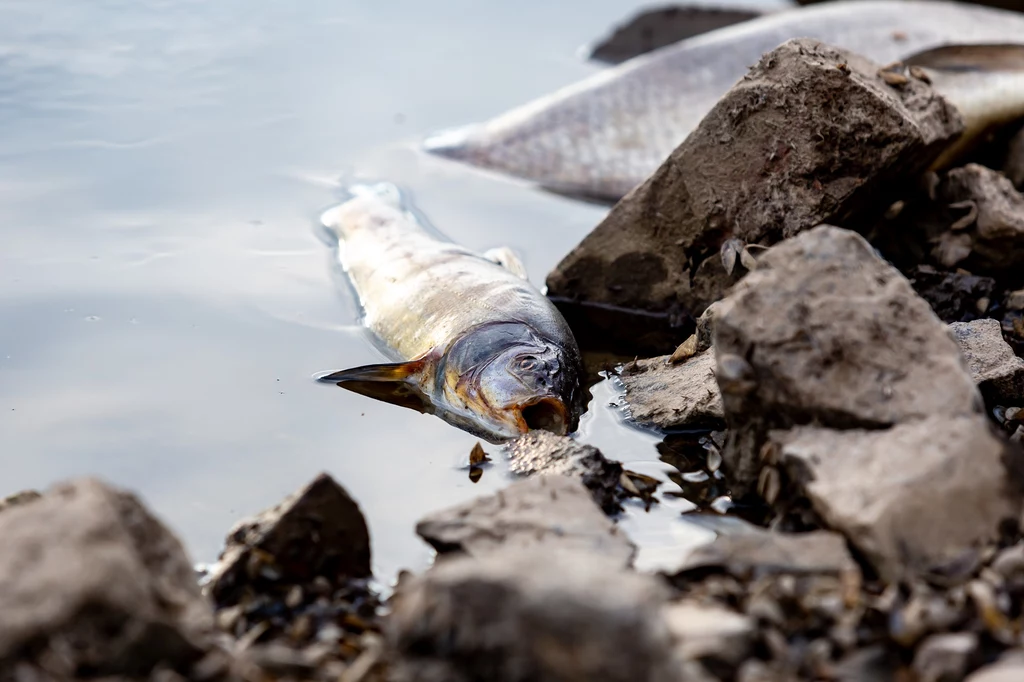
[
  {"x1": 316, "y1": 361, "x2": 434, "y2": 414},
  {"x1": 904, "y1": 44, "x2": 1024, "y2": 73},
  {"x1": 483, "y1": 246, "x2": 529, "y2": 280}
]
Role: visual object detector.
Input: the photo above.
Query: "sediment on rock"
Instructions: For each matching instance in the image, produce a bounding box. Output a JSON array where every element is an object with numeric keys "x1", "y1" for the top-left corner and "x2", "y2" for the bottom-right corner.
[
  {"x1": 504, "y1": 431, "x2": 624, "y2": 513},
  {"x1": 547, "y1": 37, "x2": 964, "y2": 349},
  {"x1": 712, "y1": 225, "x2": 983, "y2": 496},
  {"x1": 619, "y1": 349, "x2": 724, "y2": 431},
  {"x1": 415, "y1": 474, "x2": 636, "y2": 568}
]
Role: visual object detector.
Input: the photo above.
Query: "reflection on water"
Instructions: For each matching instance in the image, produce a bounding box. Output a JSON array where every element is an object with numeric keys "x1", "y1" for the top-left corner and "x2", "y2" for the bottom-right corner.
[{"x1": 0, "y1": 0, "x2": 781, "y2": 581}]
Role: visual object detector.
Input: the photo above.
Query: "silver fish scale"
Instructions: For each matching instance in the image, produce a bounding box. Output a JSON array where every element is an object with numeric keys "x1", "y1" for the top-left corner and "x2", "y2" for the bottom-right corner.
[{"x1": 426, "y1": 0, "x2": 1024, "y2": 200}]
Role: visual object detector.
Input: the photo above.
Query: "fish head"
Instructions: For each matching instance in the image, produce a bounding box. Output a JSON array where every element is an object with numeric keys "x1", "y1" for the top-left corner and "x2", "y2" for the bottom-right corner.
[{"x1": 440, "y1": 322, "x2": 582, "y2": 442}]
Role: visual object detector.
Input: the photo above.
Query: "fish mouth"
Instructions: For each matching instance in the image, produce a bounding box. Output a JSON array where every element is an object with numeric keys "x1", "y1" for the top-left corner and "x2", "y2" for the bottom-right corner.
[{"x1": 518, "y1": 397, "x2": 569, "y2": 436}]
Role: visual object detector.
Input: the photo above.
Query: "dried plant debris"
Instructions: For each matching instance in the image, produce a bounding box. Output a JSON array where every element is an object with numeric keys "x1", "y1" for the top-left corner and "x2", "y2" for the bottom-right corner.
[
  {"x1": 909, "y1": 265, "x2": 997, "y2": 323},
  {"x1": 467, "y1": 442, "x2": 491, "y2": 483}
]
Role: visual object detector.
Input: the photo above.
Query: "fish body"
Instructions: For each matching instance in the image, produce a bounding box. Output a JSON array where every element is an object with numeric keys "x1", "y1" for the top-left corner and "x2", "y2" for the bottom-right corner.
[
  {"x1": 318, "y1": 184, "x2": 585, "y2": 443},
  {"x1": 425, "y1": 0, "x2": 1024, "y2": 202}
]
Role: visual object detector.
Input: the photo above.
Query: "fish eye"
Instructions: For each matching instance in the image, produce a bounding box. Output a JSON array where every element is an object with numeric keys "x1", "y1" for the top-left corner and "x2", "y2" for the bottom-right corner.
[{"x1": 518, "y1": 356, "x2": 537, "y2": 371}]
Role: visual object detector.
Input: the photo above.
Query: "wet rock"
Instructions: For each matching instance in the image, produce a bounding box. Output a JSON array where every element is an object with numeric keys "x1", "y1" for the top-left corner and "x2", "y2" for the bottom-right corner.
[
  {"x1": 386, "y1": 547, "x2": 678, "y2": 682},
  {"x1": 673, "y1": 523, "x2": 858, "y2": 581},
  {"x1": 912, "y1": 632, "x2": 978, "y2": 682},
  {"x1": 663, "y1": 601, "x2": 754, "y2": 668},
  {"x1": 619, "y1": 349, "x2": 724, "y2": 431},
  {"x1": 951, "y1": 318, "x2": 1024, "y2": 405},
  {"x1": 966, "y1": 651, "x2": 1024, "y2": 681},
  {"x1": 207, "y1": 472, "x2": 371, "y2": 607},
  {"x1": 713, "y1": 225, "x2": 983, "y2": 495},
  {"x1": 416, "y1": 474, "x2": 636, "y2": 568},
  {"x1": 504, "y1": 431, "x2": 623, "y2": 514},
  {"x1": 932, "y1": 164, "x2": 1024, "y2": 274},
  {"x1": 771, "y1": 414, "x2": 1023, "y2": 581},
  {"x1": 1005, "y1": 126, "x2": 1024, "y2": 189},
  {"x1": 205, "y1": 473, "x2": 380, "y2": 669},
  {"x1": 547, "y1": 39, "x2": 964, "y2": 332},
  {"x1": 588, "y1": 5, "x2": 762, "y2": 65},
  {"x1": 0, "y1": 478, "x2": 214, "y2": 676},
  {"x1": 908, "y1": 265, "x2": 996, "y2": 323}
]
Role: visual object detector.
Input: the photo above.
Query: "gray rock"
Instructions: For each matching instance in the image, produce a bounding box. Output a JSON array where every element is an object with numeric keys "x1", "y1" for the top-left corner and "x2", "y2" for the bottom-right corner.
[
  {"x1": 966, "y1": 651, "x2": 1024, "y2": 681},
  {"x1": 1007, "y1": 289, "x2": 1024, "y2": 312},
  {"x1": 951, "y1": 318, "x2": 1024, "y2": 405},
  {"x1": 772, "y1": 415, "x2": 1023, "y2": 582},
  {"x1": 673, "y1": 524, "x2": 858, "y2": 580},
  {"x1": 663, "y1": 601, "x2": 753, "y2": 667},
  {"x1": 386, "y1": 547, "x2": 679, "y2": 682},
  {"x1": 932, "y1": 164, "x2": 1024, "y2": 274},
  {"x1": 207, "y1": 472, "x2": 371, "y2": 606},
  {"x1": 619, "y1": 349, "x2": 724, "y2": 431},
  {"x1": 0, "y1": 478, "x2": 214, "y2": 676},
  {"x1": 504, "y1": 431, "x2": 623, "y2": 514},
  {"x1": 546, "y1": 39, "x2": 963, "y2": 332},
  {"x1": 416, "y1": 475, "x2": 636, "y2": 568},
  {"x1": 714, "y1": 225, "x2": 983, "y2": 495},
  {"x1": 913, "y1": 632, "x2": 978, "y2": 682}
]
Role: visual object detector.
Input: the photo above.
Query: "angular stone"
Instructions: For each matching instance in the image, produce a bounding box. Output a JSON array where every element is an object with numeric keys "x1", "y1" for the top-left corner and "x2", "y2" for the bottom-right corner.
[
  {"x1": 386, "y1": 547, "x2": 679, "y2": 682},
  {"x1": 966, "y1": 651, "x2": 1024, "y2": 682},
  {"x1": 912, "y1": 632, "x2": 978, "y2": 682},
  {"x1": 416, "y1": 475, "x2": 636, "y2": 568},
  {"x1": 951, "y1": 318, "x2": 1024, "y2": 405},
  {"x1": 714, "y1": 225, "x2": 983, "y2": 494},
  {"x1": 933, "y1": 164, "x2": 1024, "y2": 274},
  {"x1": 504, "y1": 431, "x2": 623, "y2": 514},
  {"x1": 207, "y1": 472, "x2": 371, "y2": 606},
  {"x1": 772, "y1": 415, "x2": 1024, "y2": 582},
  {"x1": 673, "y1": 524, "x2": 857, "y2": 580},
  {"x1": 0, "y1": 478, "x2": 213, "y2": 676},
  {"x1": 619, "y1": 349, "x2": 724, "y2": 431},
  {"x1": 662, "y1": 601, "x2": 753, "y2": 667},
  {"x1": 547, "y1": 39, "x2": 964, "y2": 329}
]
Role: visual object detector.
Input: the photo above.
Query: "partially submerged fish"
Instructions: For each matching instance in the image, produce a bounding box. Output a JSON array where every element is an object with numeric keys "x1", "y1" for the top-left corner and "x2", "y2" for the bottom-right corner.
[
  {"x1": 317, "y1": 183, "x2": 586, "y2": 443},
  {"x1": 425, "y1": 0, "x2": 1024, "y2": 202}
]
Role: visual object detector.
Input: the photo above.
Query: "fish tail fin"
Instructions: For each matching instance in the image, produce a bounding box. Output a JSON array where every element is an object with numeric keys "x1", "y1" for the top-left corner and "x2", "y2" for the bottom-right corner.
[
  {"x1": 904, "y1": 43, "x2": 1024, "y2": 73},
  {"x1": 319, "y1": 181, "x2": 407, "y2": 242}
]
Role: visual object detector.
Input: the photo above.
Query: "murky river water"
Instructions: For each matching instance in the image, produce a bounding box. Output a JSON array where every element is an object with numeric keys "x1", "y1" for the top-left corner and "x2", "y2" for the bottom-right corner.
[{"x1": 0, "y1": 0, "x2": 787, "y2": 582}]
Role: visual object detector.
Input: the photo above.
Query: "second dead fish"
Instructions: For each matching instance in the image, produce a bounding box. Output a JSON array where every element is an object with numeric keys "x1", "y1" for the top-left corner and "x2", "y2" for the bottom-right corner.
[
  {"x1": 316, "y1": 183, "x2": 586, "y2": 443},
  {"x1": 425, "y1": 0, "x2": 1024, "y2": 202}
]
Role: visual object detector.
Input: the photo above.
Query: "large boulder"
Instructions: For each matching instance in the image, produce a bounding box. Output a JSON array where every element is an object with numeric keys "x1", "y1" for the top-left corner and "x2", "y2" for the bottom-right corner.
[
  {"x1": 0, "y1": 478, "x2": 214, "y2": 676},
  {"x1": 712, "y1": 225, "x2": 983, "y2": 493},
  {"x1": 547, "y1": 38, "x2": 964, "y2": 348},
  {"x1": 386, "y1": 547, "x2": 679, "y2": 682}
]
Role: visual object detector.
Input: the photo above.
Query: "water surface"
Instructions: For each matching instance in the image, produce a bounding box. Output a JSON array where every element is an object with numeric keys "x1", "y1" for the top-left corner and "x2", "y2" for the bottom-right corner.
[{"x1": 0, "y1": 0, "x2": 781, "y2": 580}]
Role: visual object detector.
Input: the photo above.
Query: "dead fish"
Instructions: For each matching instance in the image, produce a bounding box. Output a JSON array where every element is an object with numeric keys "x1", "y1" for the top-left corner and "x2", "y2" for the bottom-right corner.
[
  {"x1": 425, "y1": 0, "x2": 1024, "y2": 202},
  {"x1": 316, "y1": 183, "x2": 586, "y2": 443}
]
